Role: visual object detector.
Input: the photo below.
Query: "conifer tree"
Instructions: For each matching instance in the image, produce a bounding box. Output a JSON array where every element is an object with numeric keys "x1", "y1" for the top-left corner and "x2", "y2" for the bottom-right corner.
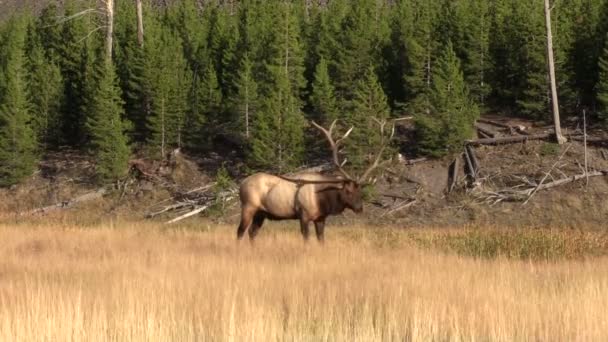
[
  {"x1": 333, "y1": 0, "x2": 390, "y2": 105},
  {"x1": 24, "y1": 24, "x2": 63, "y2": 147},
  {"x1": 344, "y1": 66, "x2": 391, "y2": 171},
  {"x1": 250, "y1": 71, "x2": 305, "y2": 172},
  {"x1": 0, "y1": 18, "x2": 38, "y2": 186},
  {"x1": 231, "y1": 53, "x2": 258, "y2": 139},
  {"x1": 248, "y1": 1, "x2": 306, "y2": 172},
  {"x1": 144, "y1": 22, "x2": 192, "y2": 157},
  {"x1": 113, "y1": 0, "x2": 148, "y2": 143},
  {"x1": 397, "y1": 0, "x2": 441, "y2": 114},
  {"x1": 415, "y1": 42, "x2": 479, "y2": 157},
  {"x1": 185, "y1": 62, "x2": 222, "y2": 151},
  {"x1": 35, "y1": 3, "x2": 62, "y2": 61},
  {"x1": 57, "y1": 2, "x2": 98, "y2": 146},
  {"x1": 597, "y1": 40, "x2": 608, "y2": 121},
  {"x1": 310, "y1": 58, "x2": 339, "y2": 124},
  {"x1": 86, "y1": 62, "x2": 131, "y2": 182}
]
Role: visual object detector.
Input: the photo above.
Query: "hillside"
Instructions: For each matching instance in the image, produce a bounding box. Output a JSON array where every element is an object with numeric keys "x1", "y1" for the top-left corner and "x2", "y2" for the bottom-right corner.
[{"x1": 2, "y1": 114, "x2": 607, "y2": 229}]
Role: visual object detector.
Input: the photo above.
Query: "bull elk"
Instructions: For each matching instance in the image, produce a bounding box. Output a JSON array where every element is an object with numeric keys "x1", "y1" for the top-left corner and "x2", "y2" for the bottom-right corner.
[{"x1": 237, "y1": 119, "x2": 394, "y2": 242}]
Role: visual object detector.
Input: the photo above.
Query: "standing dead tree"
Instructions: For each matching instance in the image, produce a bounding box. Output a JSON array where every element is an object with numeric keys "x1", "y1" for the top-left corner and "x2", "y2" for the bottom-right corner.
[
  {"x1": 136, "y1": 0, "x2": 144, "y2": 48},
  {"x1": 544, "y1": 0, "x2": 566, "y2": 145},
  {"x1": 103, "y1": 0, "x2": 114, "y2": 63}
]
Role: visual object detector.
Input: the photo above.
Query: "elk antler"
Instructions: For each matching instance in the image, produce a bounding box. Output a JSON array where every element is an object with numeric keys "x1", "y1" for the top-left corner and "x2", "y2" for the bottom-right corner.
[
  {"x1": 358, "y1": 118, "x2": 396, "y2": 183},
  {"x1": 311, "y1": 120, "x2": 354, "y2": 180}
]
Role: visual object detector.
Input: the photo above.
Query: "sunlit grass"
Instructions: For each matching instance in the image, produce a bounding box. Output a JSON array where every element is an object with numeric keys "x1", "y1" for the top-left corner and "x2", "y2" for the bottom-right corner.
[{"x1": 1, "y1": 221, "x2": 607, "y2": 341}]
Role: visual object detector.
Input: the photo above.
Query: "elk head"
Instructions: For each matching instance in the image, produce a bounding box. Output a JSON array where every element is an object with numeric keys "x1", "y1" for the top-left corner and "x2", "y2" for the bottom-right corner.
[{"x1": 310, "y1": 118, "x2": 395, "y2": 210}]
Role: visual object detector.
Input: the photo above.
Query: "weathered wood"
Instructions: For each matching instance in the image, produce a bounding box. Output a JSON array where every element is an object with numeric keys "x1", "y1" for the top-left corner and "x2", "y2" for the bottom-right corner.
[
  {"x1": 522, "y1": 144, "x2": 572, "y2": 205},
  {"x1": 544, "y1": 0, "x2": 566, "y2": 144},
  {"x1": 477, "y1": 118, "x2": 512, "y2": 129},
  {"x1": 569, "y1": 136, "x2": 608, "y2": 143},
  {"x1": 105, "y1": 0, "x2": 114, "y2": 63},
  {"x1": 465, "y1": 145, "x2": 479, "y2": 176},
  {"x1": 146, "y1": 202, "x2": 193, "y2": 219},
  {"x1": 466, "y1": 133, "x2": 552, "y2": 146},
  {"x1": 448, "y1": 155, "x2": 460, "y2": 194},
  {"x1": 381, "y1": 200, "x2": 417, "y2": 217},
  {"x1": 534, "y1": 171, "x2": 606, "y2": 191},
  {"x1": 405, "y1": 157, "x2": 428, "y2": 165},
  {"x1": 166, "y1": 205, "x2": 209, "y2": 224},
  {"x1": 474, "y1": 123, "x2": 497, "y2": 138},
  {"x1": 22, "y1": 188, "x2": 108, "y2": 216},
  {"x1": 463, "y1": 146, "x2": 476, "y2": 183},
  {"x1": 135, "y1": 0, "x2": 144, "y2": 48}
]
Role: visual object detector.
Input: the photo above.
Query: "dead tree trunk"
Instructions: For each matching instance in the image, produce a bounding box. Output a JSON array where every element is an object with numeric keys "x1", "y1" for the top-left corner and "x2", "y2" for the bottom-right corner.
[
  {"x1": 466, "y1": 133, "x2": 552, "y2": 146},
  {"x1": 544, "y1": 0, "x2": 566, "y2": 145},
  {"x1": 105, "y1": 0, "x2": 115, "y2": 63},
  {"x1": 136, "y1": 0, "x2": 144, "y2": 48}
]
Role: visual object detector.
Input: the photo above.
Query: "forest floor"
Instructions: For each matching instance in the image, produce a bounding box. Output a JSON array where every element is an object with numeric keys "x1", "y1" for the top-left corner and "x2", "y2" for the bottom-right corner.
[{"x1": 2, "y1": 115, "x2": 608, "y2": 229}]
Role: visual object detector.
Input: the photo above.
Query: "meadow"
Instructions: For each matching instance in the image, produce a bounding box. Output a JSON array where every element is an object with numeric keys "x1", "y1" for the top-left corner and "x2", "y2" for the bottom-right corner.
[{"x1": 1, "y1": 220, "x2": 607, "y2": 341}]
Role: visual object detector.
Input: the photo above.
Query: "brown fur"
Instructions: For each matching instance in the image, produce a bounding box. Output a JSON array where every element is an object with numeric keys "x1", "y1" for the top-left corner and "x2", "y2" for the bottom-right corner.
[{"x1": 237, "y1": 172, "x2": 363, "y2": 242}]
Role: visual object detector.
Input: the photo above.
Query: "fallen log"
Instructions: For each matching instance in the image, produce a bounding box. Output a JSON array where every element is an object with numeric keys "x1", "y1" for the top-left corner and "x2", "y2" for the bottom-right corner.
[
  {"x1": 522, "y1": 144, "x2": 572, "y2": 205},
  {"x1": 531, "y1": 171, "x2": 605, "y2": 192},
  {"x1": 463, "y1": 146, "x2": 476, "y2": 183},
  {"x1": 380, "y1": 200, "x2": 417, "y2": 217},
  {"x1": 465, "y1": 145, "x2": 479, "y2": 176},
  {"x1": 466, "y1": 133, "x2": 552, "y2": 146},
  {"x1": 569, "y1": 135, "x2": 608, "y2": 143},
  {"x1": 477, "y1": 170, "x2": 607, "y2": 204},
  {"x1": 21, "y1": 188, "x2": 108, "y2": 216},
  {"x1": 145, "y1": 202, "x2": 193, "y2": 218},
  {"x1": 477, "y1": 118, "x2": 512, "y2": 129},
  {"x1": 166, "y1": 205, "x2": 209, "y2": 224},
  {"x1": 405, "y1": 157, "x2": 428, "y2": 165},
  {"x1": 474, "y1": 123, "x2": 497, "y2": 138},
  {"x1": 448, "y1": 155, "x2": 460, "y2": 194}
]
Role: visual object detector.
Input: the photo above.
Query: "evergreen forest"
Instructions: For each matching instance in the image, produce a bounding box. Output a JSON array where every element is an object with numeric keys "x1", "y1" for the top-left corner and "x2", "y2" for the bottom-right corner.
[{"x1": 1, "y1": 0, "x2": 608, "y2": 185}]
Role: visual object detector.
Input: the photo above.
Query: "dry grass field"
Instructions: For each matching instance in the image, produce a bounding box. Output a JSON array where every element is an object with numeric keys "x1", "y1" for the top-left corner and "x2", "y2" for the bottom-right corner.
[{"x1": 1, "y1": 220, "x2": 608, "y2": 341}]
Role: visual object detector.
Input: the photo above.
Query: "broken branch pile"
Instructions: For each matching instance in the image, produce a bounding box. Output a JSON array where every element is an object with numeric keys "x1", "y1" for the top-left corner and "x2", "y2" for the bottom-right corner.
[
  {"x1": 145, "y1": 183, "x2": 238, "y2": 224},
  {"x1": 474, "y1": 170, "x2": 607, "y2": 205}
]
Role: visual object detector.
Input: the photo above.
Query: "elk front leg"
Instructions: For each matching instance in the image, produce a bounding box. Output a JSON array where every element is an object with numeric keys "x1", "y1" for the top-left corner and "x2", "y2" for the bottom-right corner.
[
  {"x1": 314, "y1": 219, "x2": 326, "y2": 243},
  {"x1": 300, "y1": 218, "x2": 311, "y2": 241},
  {"x1": 237, "y1": 205, "x2": 256, "y2": 240}
]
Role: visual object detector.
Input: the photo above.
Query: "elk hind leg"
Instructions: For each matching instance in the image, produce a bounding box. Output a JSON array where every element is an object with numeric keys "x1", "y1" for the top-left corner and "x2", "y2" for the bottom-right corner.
[
  {"x1": 314, "y1": 219, "x2": 326, "y2": 243},
  {"x1": 248, "y1": 211, "x2": 266, "y2": 241},
  {"x1": 237, "y1": 205, "x2": 256, "y2": 240},
  {"x1": 300, "y1": 218, "x2": 311, "y2": 241}
]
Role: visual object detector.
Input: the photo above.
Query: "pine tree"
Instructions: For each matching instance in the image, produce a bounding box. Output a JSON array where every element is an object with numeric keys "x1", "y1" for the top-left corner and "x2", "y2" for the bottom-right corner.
[
  {"x1": 344, "y1": 66, "x2": 391, "y2": 171},
  {"x1": 333, "y1": 0, "x2": 390, "y2": 105},
  {"x1": 396, "y1": 0, "x2": 441, "y2": 114},
  {"x1": 230, "y1": 53, "x2": 258, "y2": 139},
  {"x1": 247, "y1": 1, "x2": 306, "y2": 171},
  {"x1": 57, "y1": 2, "x2": 99, "y2": 146},
  {"x1": 310, "y1": 57, "x2": 339, "y2": 124},
  {"x1": 145, "y1": 21, "x2": 192, "y2": 157},
  {"x1": 35, "y1": 3, "x2": 62, "y2": 61},
  {"x1": 597, "y1": 40, "x2": 608, "y2": 121},
  {"x1": 415, "y1": 42, "x2": 479, "y2": 157},
  {"x1": 86, "y1": 62, "x2": 131, "y2": 182},
  {"x1": 250, "y1": 71, "x2": 305, "y2": 172},
  {"x1": 25, "y1": 24, "x2": 63, "y2": 147},
  {"x1": 0, "y1": 18, "x2": 38, "y2": 186},
  {"x1": 113, "y1": 0, "x2": 148, "y2": 143},
  {"x1": 185, "y1": 62, "x2": 221, "y2": 150}
]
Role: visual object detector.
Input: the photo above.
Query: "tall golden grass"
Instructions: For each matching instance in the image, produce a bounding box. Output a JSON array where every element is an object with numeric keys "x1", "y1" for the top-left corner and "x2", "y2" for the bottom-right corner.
[{"x1": 1, "y1": 221, "x2": 607, "y2": 341}]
